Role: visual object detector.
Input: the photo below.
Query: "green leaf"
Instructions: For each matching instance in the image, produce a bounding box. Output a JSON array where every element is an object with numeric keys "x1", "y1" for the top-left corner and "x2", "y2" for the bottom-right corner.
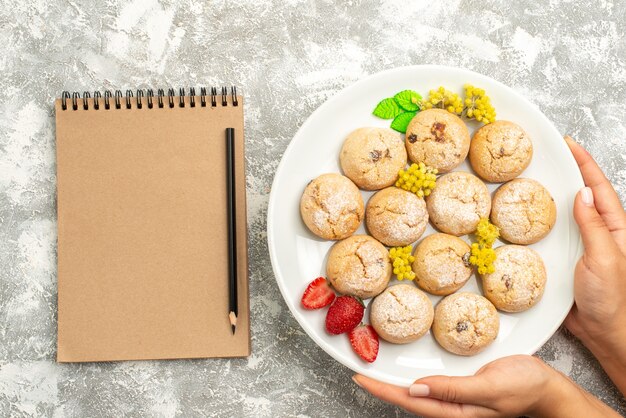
[
  {"x1": 394, "y1": 90, "x2": 422, "y2": 111},
  {"x1": 390, "y1": 111, "x2": 417, "y2": 133},
  {"x1": 372, "y1": 98, "x2": 402, "y2": 119}
]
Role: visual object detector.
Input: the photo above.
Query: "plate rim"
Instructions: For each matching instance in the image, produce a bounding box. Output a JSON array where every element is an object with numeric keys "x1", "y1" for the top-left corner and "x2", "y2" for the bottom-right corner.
[{"x1": 267, "y1": 64, "x2": 584, "y2": 386}]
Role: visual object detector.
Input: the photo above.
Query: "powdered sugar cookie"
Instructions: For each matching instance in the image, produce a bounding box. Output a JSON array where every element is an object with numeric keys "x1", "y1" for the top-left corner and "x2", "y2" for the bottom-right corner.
[
  {"x1": 432, "y1": 292, "x2": 499, "y2": 356},
  {"x1": 426, "y1": 172, "x2": 491, "y2": 236},
  {"x1": 469, "y1": 121, "x2": 533, "y2": 183},
  {"x1": 326, "y1": 235, "x2": 392, "y2": 299},
  {"x1": 405, "y1": 109, "x2": 470, "y2": 173},
  {"x1": 300, "y1": 173, "x2": 364, "y2": 240},
  {"x1": 412, "y1": 233, "x2": 472, "y2": 296},
  {"x1": 491, "y1": 178, "x2": 556, "y2": 244},
  {"x1": 366, "y1": 187, "x2": 428, "y2": 246},
  {"x1": 481, "y1": 245, "x2": 547, "y2": 312},
  {"x1": 340, "y1": 127, "x2": 407, "y2": 190},
  {"x1": 370, "y1": 284, "x2": 434, "y2": 344}
]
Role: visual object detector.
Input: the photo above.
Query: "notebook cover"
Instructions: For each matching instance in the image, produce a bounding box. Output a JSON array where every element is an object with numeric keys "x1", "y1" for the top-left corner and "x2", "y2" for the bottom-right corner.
[{"x1": 55, "y1": 95, "x2": 250, "y2": 362}]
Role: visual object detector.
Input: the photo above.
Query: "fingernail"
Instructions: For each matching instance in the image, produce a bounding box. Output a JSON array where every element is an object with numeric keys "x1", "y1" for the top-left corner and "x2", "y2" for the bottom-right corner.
[
  {"x1": 352, "y1": 376, "x2": 363, "y2": 389},
  {"x1": 409, "y1": 383, "x2": 430, "y2": 397},
  {"x1": 581, "y1": 187, "x2": 594, "y2": 207}
]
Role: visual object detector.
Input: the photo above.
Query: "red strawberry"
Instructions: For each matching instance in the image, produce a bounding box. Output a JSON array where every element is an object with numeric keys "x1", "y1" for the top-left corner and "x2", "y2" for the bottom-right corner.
[
  {"x1": 301, "y1": 277, "x2": 335, "y2": 309},
  {"x1": 325, "y1": 296, "x2": 364, "y2": 334},
  {"x1": 349, "y1": 324, "x2": 379, "y2": 363}
]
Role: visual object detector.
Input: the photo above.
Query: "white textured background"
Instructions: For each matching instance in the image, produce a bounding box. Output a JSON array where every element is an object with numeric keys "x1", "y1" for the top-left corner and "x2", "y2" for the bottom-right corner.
[{"x1": 1, "y1": 0, "x2": 625, "y2": 416}]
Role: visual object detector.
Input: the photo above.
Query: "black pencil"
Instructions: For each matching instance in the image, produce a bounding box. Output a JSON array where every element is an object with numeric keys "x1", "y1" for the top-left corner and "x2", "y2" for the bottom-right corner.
[{"x1": 226, "y1": 127, "x2": 238, "y2": 335}]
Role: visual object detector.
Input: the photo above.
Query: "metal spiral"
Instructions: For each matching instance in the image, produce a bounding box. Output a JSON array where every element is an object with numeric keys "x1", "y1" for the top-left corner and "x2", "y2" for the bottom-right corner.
[{"x1": 60, "y1": 87, "x2": 239, "y2": 110}]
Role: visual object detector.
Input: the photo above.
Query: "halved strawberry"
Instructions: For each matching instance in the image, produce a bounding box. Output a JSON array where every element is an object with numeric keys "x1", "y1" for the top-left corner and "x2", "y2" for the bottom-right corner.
[
  {"x1": 301, "y1": 277, "x2": 335, "y2": 309},
  {"x1": 349, "y1": 324, "x2": 379, "y2": 363},
  {"x1": 325, "y1": 295, "x2": 364, "y2": 334}
]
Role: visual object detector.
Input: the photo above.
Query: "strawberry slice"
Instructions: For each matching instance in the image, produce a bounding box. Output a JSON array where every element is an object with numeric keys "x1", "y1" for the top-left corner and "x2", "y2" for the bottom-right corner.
[
  {"x1": 325, "y1": 295, "x2": 364, "y2": 334},
  {"x1": 301, "y1": 277, "x2": 335, "y2": 309},
  {"x1": 349, "y1": 324, "x2": 379, "y2": 363}
]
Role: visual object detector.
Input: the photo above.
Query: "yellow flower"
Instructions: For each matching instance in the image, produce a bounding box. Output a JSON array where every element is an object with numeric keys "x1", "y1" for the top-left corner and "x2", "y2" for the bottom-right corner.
[
  {"x1": 475, "y1": 218, "x2": 500, "y2": 247},
  {"x1": 389, "y1": 246, "x2": 416, "y2": 281},
  {"x1": 464, "y1": 84, "x2": 496, "y2": 124},
  {"x1": 395, "y1": 163, "x2": 437, "y2": 198},
  {"x1": 467, "y1": 218, "x2": 499, "y2": 274}
]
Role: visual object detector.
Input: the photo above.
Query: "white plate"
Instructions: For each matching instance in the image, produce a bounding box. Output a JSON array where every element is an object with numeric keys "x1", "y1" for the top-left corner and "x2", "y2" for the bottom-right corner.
[{"x1": 267, "y1": 65, "x2": 584, "y2": 387}]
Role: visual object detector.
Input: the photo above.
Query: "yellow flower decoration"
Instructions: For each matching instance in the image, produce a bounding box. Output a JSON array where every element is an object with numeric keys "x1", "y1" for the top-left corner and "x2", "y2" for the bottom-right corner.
[
  {"x1": 468, "y1": 218, "x2": 500, "y2": 274},
  {"x1": 389, "y1": 246, "x2": 415, "y2": 281},
  {"x1": 395, "y1": 163, "x2": 438, "y2": 198}
]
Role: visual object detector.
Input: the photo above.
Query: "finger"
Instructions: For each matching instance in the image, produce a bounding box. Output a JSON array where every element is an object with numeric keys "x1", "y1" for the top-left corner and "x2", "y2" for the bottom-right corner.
[
  {"x1": 573, "y1": 187, "x2": 619, "y2": 263},
  {"x1": 564, "y1": 304, "x2": 582, "y2": 337},
  {"x1": 565, "y1": 136, "x2": 626, "y2": 247},
  {"x1": 353, "y1": 374, "x2": 481, "y2": 418},
  {"x1": 413, "y1": 375, "x2": 493, "y2": 405}
]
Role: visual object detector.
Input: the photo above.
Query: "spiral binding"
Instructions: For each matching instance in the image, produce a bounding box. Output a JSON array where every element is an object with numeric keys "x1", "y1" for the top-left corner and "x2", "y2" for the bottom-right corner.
[{"x1": 60, "y1": 87, "x2": 239, "y2": 111}]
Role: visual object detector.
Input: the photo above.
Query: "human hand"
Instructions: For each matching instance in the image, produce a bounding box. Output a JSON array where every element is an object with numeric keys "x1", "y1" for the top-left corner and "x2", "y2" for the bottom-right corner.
[
  {"x1": 563, "y1": 136, "x2": 626, "y2": 395},
  {"x1": 353, "y1": 355, "x2": 617, "y2": 418},
  {"x1": 563, "y1": 136, "x2": 626, "y2": 360}
]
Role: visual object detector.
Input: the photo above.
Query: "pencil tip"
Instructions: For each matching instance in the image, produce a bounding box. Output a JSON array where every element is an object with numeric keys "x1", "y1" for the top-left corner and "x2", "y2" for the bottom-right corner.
[{"x1": 229, "y1": 311, "x2": 237, "y2": 335}]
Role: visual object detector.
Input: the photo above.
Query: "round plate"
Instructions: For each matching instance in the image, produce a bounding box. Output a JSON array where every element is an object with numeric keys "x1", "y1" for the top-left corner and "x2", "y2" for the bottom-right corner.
[{"x1": 267, "y1": 65, "x2": 583, "y2": 386}]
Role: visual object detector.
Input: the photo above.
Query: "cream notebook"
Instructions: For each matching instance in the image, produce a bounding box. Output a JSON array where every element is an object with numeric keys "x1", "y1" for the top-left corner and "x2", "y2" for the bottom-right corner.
[{"x1": 55, "y1": 87, "x2": 250, "y2": 362}]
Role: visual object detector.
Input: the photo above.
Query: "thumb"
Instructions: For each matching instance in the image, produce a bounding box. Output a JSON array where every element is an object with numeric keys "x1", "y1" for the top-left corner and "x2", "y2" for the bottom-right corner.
[
  {"x1": 412, "y1": 375, "x2": 491, "y2": 405},
  {"x1": 573, "y1": 187, "x2": 617, "y2": 261}
]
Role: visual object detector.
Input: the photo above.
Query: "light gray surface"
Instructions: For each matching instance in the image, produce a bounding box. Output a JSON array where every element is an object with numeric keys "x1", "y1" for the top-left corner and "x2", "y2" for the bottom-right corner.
[{"x1": 1, "y1": 0, "x2": 625, "y2": 416}]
